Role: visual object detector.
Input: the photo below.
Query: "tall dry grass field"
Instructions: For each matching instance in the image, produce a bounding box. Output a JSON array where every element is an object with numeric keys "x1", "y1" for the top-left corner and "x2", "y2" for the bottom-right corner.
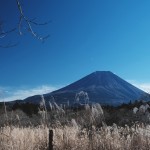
[
  {"x1": 1, "y1": 101, "x2": 150, "y2": 150},
  {"x1": 1, "y1": 123, "x2": 150, "y2": 150}
]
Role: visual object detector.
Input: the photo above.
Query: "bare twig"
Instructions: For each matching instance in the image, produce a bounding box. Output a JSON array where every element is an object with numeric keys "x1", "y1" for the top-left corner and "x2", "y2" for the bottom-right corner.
[
  {"x1": 0, "y1": 21, "x2": 16, "y2": 39},
  {"x1": 0, "y1": 42, "x2": 19, "y2": 48},
  {"x1": 16, "y1": 0, "x2": 49, "y2": 42},
  {"x1": 0, "y1": 21, "x2": 17, "y2": 48},
  {"x1": 0, "y1": 28, "x2": 16, "y2": 39},
  {"x1": 0, "y1": 0, "x2": 49, "y2": 48}
]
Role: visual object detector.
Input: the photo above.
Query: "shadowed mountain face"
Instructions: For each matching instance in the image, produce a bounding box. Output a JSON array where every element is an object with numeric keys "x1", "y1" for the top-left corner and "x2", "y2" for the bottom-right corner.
[{"x1": 25, "y1": 71, "x2": 148, "y2": 105}]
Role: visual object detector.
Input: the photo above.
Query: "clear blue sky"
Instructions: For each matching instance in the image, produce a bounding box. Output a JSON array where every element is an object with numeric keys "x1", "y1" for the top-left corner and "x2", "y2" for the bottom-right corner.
[{"x1": 0, "y1": 0, "x2": 150, "y2": 101}]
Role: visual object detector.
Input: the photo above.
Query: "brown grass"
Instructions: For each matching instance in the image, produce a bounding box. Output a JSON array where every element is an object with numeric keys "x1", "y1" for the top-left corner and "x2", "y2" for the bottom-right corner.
[
  {"x1": 0, "y1": 102, "x2": 150, "y2": 150},
  {"x1": 1, "y1": 123, "x2": 150, "y2": 150}
]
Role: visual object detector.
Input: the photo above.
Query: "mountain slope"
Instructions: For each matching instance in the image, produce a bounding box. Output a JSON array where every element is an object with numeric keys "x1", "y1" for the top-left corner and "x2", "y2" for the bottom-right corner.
[
  {"x1": 25, "y1": 71, "x2": 148, "y2": 105},
  {"x1": 43, "y1": 71, "x2": 147, "y2": 105}
]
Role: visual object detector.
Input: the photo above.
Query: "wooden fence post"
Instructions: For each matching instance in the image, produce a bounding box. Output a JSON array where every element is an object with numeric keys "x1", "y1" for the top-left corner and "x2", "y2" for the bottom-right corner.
[{"x1": 49, "y1": 129, "x2": 53, "y2": 150}]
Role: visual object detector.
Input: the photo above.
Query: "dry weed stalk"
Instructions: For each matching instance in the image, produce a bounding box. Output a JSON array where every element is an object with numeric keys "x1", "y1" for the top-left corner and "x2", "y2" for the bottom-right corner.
[{"x1": 1, "y1": 101, "x2": 150, "y2": 149}]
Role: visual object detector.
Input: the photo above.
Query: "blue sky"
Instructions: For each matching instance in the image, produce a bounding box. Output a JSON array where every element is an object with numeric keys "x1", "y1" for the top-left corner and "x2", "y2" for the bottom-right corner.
[{"x1": 1, "y1": 0, "x2": 150, "y2": 101}]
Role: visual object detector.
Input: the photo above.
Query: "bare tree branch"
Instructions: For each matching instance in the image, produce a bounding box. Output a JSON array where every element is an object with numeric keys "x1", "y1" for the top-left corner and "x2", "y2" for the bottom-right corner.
[
  {"x1": 0, "y1": 0, "x2": 49, "y2": 48},
  {"x1": 0, "y1": 21, "x2": 16, "y2": 38},
  {"x1": 0, "y1": 28, "x2": 16, "y2": 38},
  {"x1": 0, "y1": 42, "x2": 19, "y2": 48},
  {"x1": 29, "y1": 18, "x2": 51, "y2": 26},
  {"x1": 16, "y1": 0, "x2": 49, "y2": 42},
  {"x1": 0, "y1": 21, "x2": 17, "y2": 48}
]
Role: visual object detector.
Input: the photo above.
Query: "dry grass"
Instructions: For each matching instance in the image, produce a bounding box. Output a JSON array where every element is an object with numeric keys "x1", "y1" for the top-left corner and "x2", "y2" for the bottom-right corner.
[
  {"x1": 1, "y1": 123, "x2": 150, "y2": 150},
  {"x1": 0, "y1": 125, "x2": 48, "y2": 150},
  {"x1": 1, "y1": 102, "x2": 150, "y2": 150}
]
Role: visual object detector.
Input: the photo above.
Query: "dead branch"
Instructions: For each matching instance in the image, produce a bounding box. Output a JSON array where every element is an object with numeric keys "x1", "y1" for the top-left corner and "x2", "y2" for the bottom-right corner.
[
  {"x1": 0, "y1": 21, "x2": 16, "y2": 39},
  {"x1": 0, "y1": 21, "x2": 17, "y2": 48},
  {"x1": 0, "y1": 28, "x2": 16, "y2": 39},
  {"x1": 0, "y1": 0, "x2": 49, "y2": 48},
  {"x1": 0, "y1": 42, "x2": 19, "y2": 48},
  {"x1": 16, "y1": 0, "x2": 49, "y2": 42}
]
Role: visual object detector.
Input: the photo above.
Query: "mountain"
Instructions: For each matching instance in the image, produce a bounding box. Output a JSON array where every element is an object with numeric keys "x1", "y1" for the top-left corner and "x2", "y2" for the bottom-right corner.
[{"x1": 24, "y1": 71, "x2": 148, "y2": 105}]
